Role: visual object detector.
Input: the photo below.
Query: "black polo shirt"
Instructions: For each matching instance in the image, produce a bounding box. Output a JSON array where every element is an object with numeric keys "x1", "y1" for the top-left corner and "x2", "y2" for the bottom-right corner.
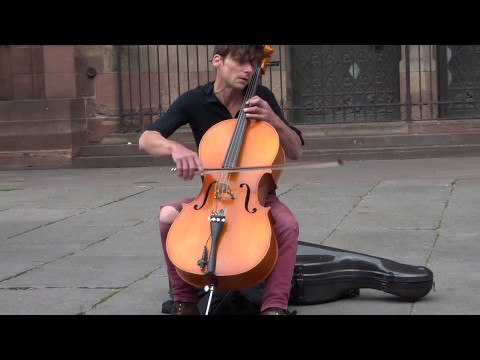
[{"x1": 147, "y1": 81, "x2": 304, "y2": 148}]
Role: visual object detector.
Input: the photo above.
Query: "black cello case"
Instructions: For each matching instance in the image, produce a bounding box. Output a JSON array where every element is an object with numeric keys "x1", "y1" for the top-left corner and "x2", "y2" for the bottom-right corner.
[
  {"x1": 162, "y1": 241, "x2": 435, "y2": 315},
  {"x1": 289, "y1": 241, "x2": 435, "y2": 305}
]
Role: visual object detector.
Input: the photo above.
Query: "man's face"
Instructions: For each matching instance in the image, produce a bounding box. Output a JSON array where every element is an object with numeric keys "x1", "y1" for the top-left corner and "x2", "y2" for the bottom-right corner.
[{"x1": 216, "y1": 54, "x2": 260, "y2": 90}]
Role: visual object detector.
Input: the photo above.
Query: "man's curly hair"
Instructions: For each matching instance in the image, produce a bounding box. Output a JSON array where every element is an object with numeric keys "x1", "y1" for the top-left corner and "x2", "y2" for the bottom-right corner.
[{"x1": 213, "y1": 45, "x2": 266, "y2": 67}]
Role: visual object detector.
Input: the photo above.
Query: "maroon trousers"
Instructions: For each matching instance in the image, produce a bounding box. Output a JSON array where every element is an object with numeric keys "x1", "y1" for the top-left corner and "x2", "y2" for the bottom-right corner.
[{"x1": 159, "y1": 194, "x2": 299, "y2": 312}]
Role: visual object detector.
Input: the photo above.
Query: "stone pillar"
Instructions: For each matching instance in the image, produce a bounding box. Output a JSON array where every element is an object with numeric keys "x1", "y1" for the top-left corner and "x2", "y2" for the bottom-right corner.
[{"x1": 399, "y1": 45, "x2": 439, "y2": 121}]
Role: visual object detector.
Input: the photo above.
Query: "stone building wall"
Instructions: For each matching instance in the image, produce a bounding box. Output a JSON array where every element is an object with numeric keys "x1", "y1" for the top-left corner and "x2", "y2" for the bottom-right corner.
[
  {"x1": 0, "y1": 45, "x2": 89, "y2": 169},
  {"x1": 1, "y1": 45, "x2": 475, "y2": 170}
]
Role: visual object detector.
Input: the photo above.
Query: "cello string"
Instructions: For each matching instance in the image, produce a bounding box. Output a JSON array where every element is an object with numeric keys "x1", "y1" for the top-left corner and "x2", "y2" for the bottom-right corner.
[
  {"x1": 224, "y1": 66, "x2": 260, "y2": 171},
  {"x1": 223, "y1": 66, "x2": 259, "y2": 169},
  {"x1": 218, "y1": 66, "x2": 261, "y2": 189}
]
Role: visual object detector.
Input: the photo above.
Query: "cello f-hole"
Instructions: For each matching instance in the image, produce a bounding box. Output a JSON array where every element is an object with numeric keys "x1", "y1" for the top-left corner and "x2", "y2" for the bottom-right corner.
[
  {"x1": 240, "y1": 183, "x2": 257, "y2": 213},
  {"x1": 193, "y1": 181, "x2": 216, "y2": 210}
]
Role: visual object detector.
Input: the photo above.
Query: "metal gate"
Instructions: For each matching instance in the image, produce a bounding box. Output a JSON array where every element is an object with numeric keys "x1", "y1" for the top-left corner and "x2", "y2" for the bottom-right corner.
[{"x1": 289, "y1": 45, "x2": 401, "y2": 124}]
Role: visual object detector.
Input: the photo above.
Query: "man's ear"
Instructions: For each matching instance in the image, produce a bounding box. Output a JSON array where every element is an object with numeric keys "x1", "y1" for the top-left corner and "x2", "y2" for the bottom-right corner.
[{"x1": 212, "y1": 54, "x2": 222, "y2": 68}]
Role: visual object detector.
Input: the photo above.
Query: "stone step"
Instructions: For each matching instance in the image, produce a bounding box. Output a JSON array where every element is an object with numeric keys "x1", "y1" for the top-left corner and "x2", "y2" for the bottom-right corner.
[
  {"x1": 85, "y1": 131, "x2": 480, "y2": 154},
  {"x1": 302, "y1": 144, "x2": 480, "y2": 162},
  {"x1": 78, "y1": 142, "x2": 196, "y2": 157},
  {"x1": 81, "y1": 132, "x2": 480, "y2": 153},
  {"x1": 79, "y1": 144, "x2": 147, "y2": 157},
  {"x1": 72, "y1": 143, "x2": 480, "y2": 169},
  {"x1": 304, "y1": 132, "x2": 480, "y2": 150},
  {"x1": 99, "y1": 126, "x2": 194, "y2": 145},
  {"x1": 72, "y1": 125, "x2": 480, "y2": 169},
  {"x1": 72, "y1": 154, "x2": 176, "y2": 169}
]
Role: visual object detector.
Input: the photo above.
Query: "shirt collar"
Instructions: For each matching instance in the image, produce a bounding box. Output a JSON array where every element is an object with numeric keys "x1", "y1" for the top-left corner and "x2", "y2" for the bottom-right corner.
[{"x1": 203, "y1": 81, "x2": 219, "y2": 103}]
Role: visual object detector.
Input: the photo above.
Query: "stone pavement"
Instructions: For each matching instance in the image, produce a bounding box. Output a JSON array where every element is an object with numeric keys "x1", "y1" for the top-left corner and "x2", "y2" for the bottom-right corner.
[{"x1": 1, "y1": 156, "x2": 479, "y2": 315}]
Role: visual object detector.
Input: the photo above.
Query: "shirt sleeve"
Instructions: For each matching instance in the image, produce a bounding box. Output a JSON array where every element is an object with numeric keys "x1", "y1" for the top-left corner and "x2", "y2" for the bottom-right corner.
[
  {"x1": 257, "y1": 86, "x2": 305, "y2": 146},
  {"x1": 146, "y1": 92, "x2": 191, "y2": 138},
  {"x1": 288, "y1": 124, "x2": 304, "y2": 146}
]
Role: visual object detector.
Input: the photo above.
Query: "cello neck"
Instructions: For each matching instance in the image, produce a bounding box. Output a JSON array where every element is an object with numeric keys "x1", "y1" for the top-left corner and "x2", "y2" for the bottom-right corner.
[
  {"x1": 222, "y1": 65, "x2": 263, "y2": 169},
  {"x1": 222, "y1": 45, "x2": 274, "y2": 169}
]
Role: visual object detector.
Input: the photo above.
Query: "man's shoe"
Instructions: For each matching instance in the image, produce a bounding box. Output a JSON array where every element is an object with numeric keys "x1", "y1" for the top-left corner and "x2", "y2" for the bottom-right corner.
[
  {"x1": 260, "y1": 307, "x2": 287, "y2": 315},
  {"x1": 171, "y1": 301, "x2": 200, "y2": 315}
]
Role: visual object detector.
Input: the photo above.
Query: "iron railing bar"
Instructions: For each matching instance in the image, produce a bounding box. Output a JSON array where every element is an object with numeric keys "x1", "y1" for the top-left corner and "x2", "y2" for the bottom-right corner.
[
  {"x1": 186, "y1": 45, "x2": 190, "y2": 91},
  {"x1": 278, "y1": 46, "x2": 284, "y2": 114},
  {"x1": 127, "y1": 46, "x2": 134, "y2": 126},
  {"x1": 428, "y1": 45, "x2": 438, "y2": 118},
  {"x1": 146, "y1": 45, "x2": 153, "y2": 127},
  {"x1": 116, "y1": 45, "x2": 125, "y2": 131},
  {"x1": 405, "y1": 45, "x2": 413, "y2": 122},
  {"x1": 136, "y1": 45, "x2": 144, "y2": 128},
  {"x1": 416, "y1": 45, "x2": 424, "y2": 120},
  {"x1": 196, "y1": 45, "x2": 200, "y2": 86},
  {"x1": 176, "y1": 45, "x2": 180, "y2": 99},
  {"x1": 156, "y1": 45, "x2": 162, "y2": 116},
  {"x1": 206, "y1": 45, "x2": 211, "y2": 82},
  {"x1": 167, "y1": 45, "x2": 171, "y2": 106}
]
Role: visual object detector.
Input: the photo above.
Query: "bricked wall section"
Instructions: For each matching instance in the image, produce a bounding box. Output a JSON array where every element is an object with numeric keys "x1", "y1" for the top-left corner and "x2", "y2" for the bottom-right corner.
[{"x1": 0, "y1": 45, "x2": 96, "y2": 169}]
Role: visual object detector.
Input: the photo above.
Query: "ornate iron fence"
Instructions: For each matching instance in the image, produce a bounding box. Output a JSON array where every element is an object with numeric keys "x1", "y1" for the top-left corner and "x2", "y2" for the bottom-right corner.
[{"x1": 116, "y1": 45, "x2": 480, "y2": 132}]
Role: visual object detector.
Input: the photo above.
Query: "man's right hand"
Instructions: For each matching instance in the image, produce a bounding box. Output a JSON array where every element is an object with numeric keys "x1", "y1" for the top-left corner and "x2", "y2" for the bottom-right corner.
[
  {"x1": 139, "y1": 130, "x2": 204, "y2": 181},
  {"x1": 171, "y1": 144, "x2": 204, "y2": 180}
]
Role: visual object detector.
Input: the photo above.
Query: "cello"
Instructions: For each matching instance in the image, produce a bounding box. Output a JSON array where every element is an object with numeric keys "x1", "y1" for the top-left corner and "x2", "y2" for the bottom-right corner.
[{"x1": 166, "y1": 45, "x2": 284, "y2": 294}]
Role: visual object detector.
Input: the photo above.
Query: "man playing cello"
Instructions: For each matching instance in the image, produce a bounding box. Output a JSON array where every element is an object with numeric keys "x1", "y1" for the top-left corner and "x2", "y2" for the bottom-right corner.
[{"x1": 139, "y1": 45, "x2": 304, "y2": 315}]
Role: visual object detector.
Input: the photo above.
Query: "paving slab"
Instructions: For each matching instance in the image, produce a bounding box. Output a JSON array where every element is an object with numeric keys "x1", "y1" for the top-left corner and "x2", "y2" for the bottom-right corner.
[{"x1": 1, "y1": 157, "x2": 480, "y2": 315}]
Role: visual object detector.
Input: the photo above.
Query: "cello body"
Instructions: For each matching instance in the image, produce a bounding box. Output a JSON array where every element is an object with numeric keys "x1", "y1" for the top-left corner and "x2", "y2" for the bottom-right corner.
[{"x1": 166, "y1": 118, "x2": 285, "y2": 290}]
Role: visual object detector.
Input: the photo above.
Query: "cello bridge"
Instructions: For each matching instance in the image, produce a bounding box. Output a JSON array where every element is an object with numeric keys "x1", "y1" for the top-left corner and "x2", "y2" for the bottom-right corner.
[{"x1": 214, "y1": 182, "x2": 236, "y2": 199}]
